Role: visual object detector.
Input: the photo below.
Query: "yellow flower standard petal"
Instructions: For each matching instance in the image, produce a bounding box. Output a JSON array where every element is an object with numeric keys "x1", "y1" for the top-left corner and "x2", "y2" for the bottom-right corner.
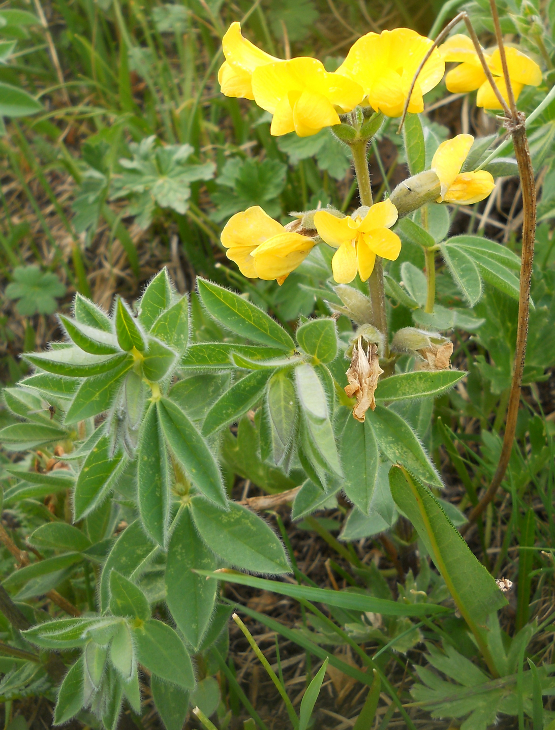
[
  {"x1": 251, "y1": 232, "x2": 316, "y2": 279},
  {"x1": 443, "y1": 171, "x2": 495, "y2": 205},
  {"x1": 440, "y1": 34, "x2": 484, "y2": 64},
  {"x1": 477, "y1": 77, "x2": 524, "y2": 110},
  {"x1": 445, "y1": 63, "x2": 487, "y2": 93},
  {"x1": 221, "y1": 206, "x2": 283, "y2": 250},
  {"x1": 489, "y1": 47, "x2": 542, "y2": 87},
  {"x1": 219, "y1": 22, "x2": 280, "y2": 100},
  {"x1": 252, "y1": 57, "x2": 363, "y2": 137},
  {"x1": 315, "y1": 202, "x2": 401, "y2": 283},
  {"x1": 337, "y1": 28, "x2": 444, "y2": 117},
  {"x1": 431, "y1": 134, "x2": 474, "y2": 198}
]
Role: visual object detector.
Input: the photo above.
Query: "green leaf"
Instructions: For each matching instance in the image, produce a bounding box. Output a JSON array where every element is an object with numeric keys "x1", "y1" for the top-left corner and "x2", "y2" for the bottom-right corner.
[
  {"x1": 0, "y1": 422, "x2": 67, "y2": 451},
  {"x1": 462, "y1": 134, "x2": 497, "y2": 171},
  {"x1": 23, "y1": 618, "x2": 100, "y2": 649},
  {"x1": 138, "y1": 269, "x2": 173, "y2": 330},
  {"x1": 110, "y1": 571, "x2": 150, "y2": 621},
  {"x1": 482, "y1": 157, "x2": 519, "y2": 177},
  {"x1": 158, "y1": 398, "x2": 227, "y2": 508},
  {"x1": 151, "y1": 675, "x2": 189, "y2": 730},
  {"x1": 375, "y1": 371, "x2": 466, "y2": 402},
  {"x1": 472, "y1": 253, "x2": 521, "y2": 301},
  {"x1": 54, "y1": 657, "x2": 85, "y2": 724},
  {"x1": 151, "y1": 297, "x2": 189, "y2": 352},
  {"x1": 200, "y1": 570, "x2": 447, "y2": 616},
  {"x1": 197, "y1": 279, "x2": 294, "y2": 351},
  {"x1": 24, "y1": 349, "x2": 129, "y2": 378},
  {"x1": 29, "y1": 523, "x2": 91, "y2": 552},
  {"x1": 296, "y1": 318, "x2": 338, "y2": 363},
  {"x1": 445, "y1": 235, "x2": 521, "y2": 270},
  {"x1": 231, "y1": 353, "x2": 301, "y2": 370},
  {"x1": 384, "y1": 274, "x2": 419, "y2": 309},
  {"x1": 142, "y1": 337, "x2": 177, "y2": 381},
  {"x1": 0, "y1": 82, "x2": 42, "y2": 118},
  {"x1": 4, "y1": 470, "x2": 74, "y2": 504},
  {"x1": 403, "y1": 113, "x2": 426, "y2": 175},
  {"x1": 368, "y1": 406, "x2": 442, "y2": 487},
  {"x1": 266, "y1": 370, "x2": 297, "y2": 464},
  {"x1": 115, "y1": 298, "x2": 146, "y2": 352},
  {"x1": 397, "y1": 217, "x2": 435, "y2": 250},
  {"x1": 299, "y1": 658, "x2": 328, "y2": 730},
  {"x1": 180, "y1": 343, "x2": 285, "y2": 369},
  {"x1": 100, "y1": 520, "x2": 155, "y2": 611},
  {"x1": 4, "y1": 553, "x2": 83, "y2": 591},
  {"x1": 65, "y1": 356, "x2": 133, "y2": 424},
  {"x1": 169, "y1": 373, "x2": 231, "y2": 421},
  {"x1": 190, "y1": 677, "x2": 221, "y2": 718},
  {"x1": 440, "y1": 243, "x2": 482, "y2": 306},
  {"x1": 133, "y1": 619, "x2": 195, "y2": 689},
  {"x1": 85, "y1": 641, "x2": 107, "y2": 689},
  {"x1": 341, "y1": 417, "x2": 379, "y2": 514},
  {"x1": 21, "y1": 372, "x2": 78, "y2": 398},
  {"x1": 389, "y1": 467, "x2": 507, "y2": 639},
  {"x1": 138, "y1": 403, "x2": 170, "y2": 547},
  {"x1": 59, "y1": 315, "x2": 119, "y2": 356},
  {"x1": 5, "y1": 265, "x2": 65, "y2": 316},
  {"x1": 212, "y1": 157, "x2": 286, "y2": 221},
  {"x1": 400, "y1": 262, "x2": 427, "y2": 307},
  {"x1": 190, "y1": 497, "x2": 290, "y2": 574},
  {"x1": 166, "y1": 510, "x2": 217, "y2": 651},
  {"x1": 202, "y1": 369, "x2": 272, "y2": 436},
  {"x1": 74, "y1": 293, "x2": 112, "y2": 332},
  {"x1": 110, "y1": 622, "x2": 135, "y2": 680},
  {"x1": 73, "y1": 435, "x2": 124, "y2": 520}
]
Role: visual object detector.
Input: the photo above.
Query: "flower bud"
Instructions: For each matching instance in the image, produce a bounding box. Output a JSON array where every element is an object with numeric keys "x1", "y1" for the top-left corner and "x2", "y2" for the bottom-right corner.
[
  {"x1": 331, "y1": 123, "x2": 359, "y2": 142},
  {"x1": 359, "y1": 111, "x2": 384, "y2": 140},
  {"x1": 331, "y1": 284, "x2": 373, "y2": 325},
  {"x1": 289, "y1": 206, "x2": 343, "y2": 232},
  {"x1": 346, "y1": 324, "x2": 385, "y2": 358},
  {"x1": 389, "y1": 171, "x2": 441, "y2": 217}
]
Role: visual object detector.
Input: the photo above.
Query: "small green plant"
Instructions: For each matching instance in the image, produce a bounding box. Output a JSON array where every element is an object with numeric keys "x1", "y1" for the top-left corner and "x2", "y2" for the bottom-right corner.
[{"x1": 5, "y1": 265, "x2": 66, "y2": 316}]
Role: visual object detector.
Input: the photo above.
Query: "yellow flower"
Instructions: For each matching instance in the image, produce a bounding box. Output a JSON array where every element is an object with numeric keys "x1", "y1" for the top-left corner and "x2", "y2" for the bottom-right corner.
[
  {"x1": 221, "y1": 206, "x2": 317, "y2": 283},
  {"x1": 251, "y1": 57, "x2": 364, "y2": 137},
  {"x1": 314, "y1": 201, "x2": 401, "y2": 284},
  {"x1": 218, "y1": 22, "x2": 280, "y2": 101},
  {"x1": 440, "y1": 34, "x2": 542, "y2": 110},
  {"x1": 336, "y1": 28, "x2": 445, "y2": 118},
  {"x1": 431, "y1": 134, "x2": 495, "y2": 205}
]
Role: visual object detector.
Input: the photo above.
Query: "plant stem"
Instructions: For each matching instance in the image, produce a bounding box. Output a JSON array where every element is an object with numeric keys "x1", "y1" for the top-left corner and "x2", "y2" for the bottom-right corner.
[
  {"x1": 350, "y1": 139, "x2": 373, "y2": 207},
  {"x1": 424, "y1": 247, "x2": 436, "y2": 313}
]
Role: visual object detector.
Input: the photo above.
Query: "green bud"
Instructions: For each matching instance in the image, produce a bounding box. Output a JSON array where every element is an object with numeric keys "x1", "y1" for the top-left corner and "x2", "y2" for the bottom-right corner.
[
  {"x1": 331, "y1": 123, "x2": 358, "y2": 142},
  {"x1": 289, "y1": 206, "x2": 343, "y2": 231},
  {"x1": 359, "y1": 111, "x2": 384, "y2": 140},
  {"x1": 389, "y1": 171, "x2": 441, "y2": 218},
  {"x1": 391, "y1": 326, "x2": 448, "y2": 354},
  {"x1": 333, "y1": 284, "x2": 373, "y2": 325}
]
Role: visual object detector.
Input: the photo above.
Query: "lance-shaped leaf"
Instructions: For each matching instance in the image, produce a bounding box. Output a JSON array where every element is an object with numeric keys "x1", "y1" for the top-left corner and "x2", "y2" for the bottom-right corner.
[
  {"x1": 73, "y1": 435, "x2": 125, "y2": 520},
  {"x1": 202, "y1": 369, "x2": 272, "y2": 436},
  {"x1": 151, "y1": 676, "x2": 189, "y2": 730},
  {"x1": 403, "y1": 113, "x2": 425, "y2": 175},
  {"x1": 24, "y1": 349, "x2": 128, "y2": 378},
  {"x1": 110, "y1": 622, "x2": 135, "y2": 680},
  {"x1": 197, "y1": 278, "x2": 294, "y2": 351},
  {"x1": 368, "y1": 405, "x2": 442, "y2": 487},
  {"x1": 0, "y1": 422, "x2": 68, "y2": 451},
  {"x1": 374, "y1": 370, "x2": 466, "y2": 403},
  {"x1": 341, "y1": 417, "x2": 379, "y2": 514},
  {"x1": 180, "y1": 343, "x2": 285, "y2": 369},
  {"x1": 191, "y1": 497, "x2": 290, "y2": 574},
  {"x1": 266, "y1": 370, "x2": 297, "y2": 464},
  {"x1": 21, "y1": 372, "x2": 78, "y2": 398},
  {"x1": 74, "y1": 293, "x2": 112, "y2": 332},
  {"x1": 115, "y1": 298, "x2": 146, "y2": 351},
  {"x1": 142, "y1": 337, "x2": 177, "y2": 382},
  {"x1": 110, "y1": 570, "x2": 150, "y2": 621},
  {"x1": 138, "y1": 269, "x2": 173, "y2": 330},
  {"x1": 389, "y1": 467, "x2": 507, "y2": 653},
  {"x1": 59, "y1": 315, "x2": 119, "y2": 356},
  {"x1": 472, "y1": 253, "x2": 521, "y2": 302},
  {"x1": 133, "y1": 619, "x2": 195, "y2": 690},
  {"x1": 445, "y1": 235, "x2": 521, "y2": 270},
  {"x1": 440, "y1": 244, "x2": 482, "y2": 307},
  {"x1": 29, "y1": 523, "x2": 91, "y2": 553},
  {"x1": 65, "y1": 356, "x2": 133, "y2": 424},
  {"x1": 151, "y1": 297, "x2": 189, "y2": 353},
  {"x1": 85, "y1": 641, "x2": 107, "y2": 690},
  {"x1": 166, "y1": 509, "x2": 217, "y2": 651},
  {"x1": 138, "y1": 403, "x2": 170, "y2": 547},
  {"x1": 54, "y1": 656, "x2": 85, "y2": 724},
  {"x1": 158, "y1": 398, "x2": 226, "y2": 508},
  {"x1": 296, "y1": 318, "x2": 338, "y2": 363}
]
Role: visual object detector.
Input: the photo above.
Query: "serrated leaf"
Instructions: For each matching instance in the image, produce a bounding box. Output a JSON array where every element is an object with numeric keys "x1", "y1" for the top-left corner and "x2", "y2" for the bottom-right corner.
[
  {"x1": 73, "y1": 435, "x2": 125, "y2": 520},
  {"x1": 109, "y1": 570, "x2": 150, "y2": 621},
  {"x1": 197, "y1": 279, "x2": 294, "y2": 351},
  {"x1": 180, "y1": 343, "x2": 285, "y2": 369},
  {"x1": 403, "y1": 113, "x2": 426, "y2": 175},
  {"x1": 115, "y1": 298, "x2": 146, "y2": 352},
  {"x1": 190, "y1": 497, "x2": 290, "y2": 574},
  {"x1": 24, "y1": 349, "x2": 128, "y2": 378},
  {"x1": 59, "y1": 315, "x2": 119, "y2": 356},
  {"x1": 138, "y1": 269, "x2": 173, "y2": 330},
  {"x1": 74, "y1": 293, "x2": 112, "y2": 332},
  {"x1": 65, "y1": 356, "x2": 133, "y2": 424},
  {"x1": 54, "y1": 657, "x2": 85, "y2": 724},
  {"x1": 368, "y1": 406, "x2": 442, "y2": 487},
  {"x1": 166, "y1": 509, "x2": 217, "y2": 651},
  {"x1": 158, "y1": 398, "x2": 227, "y2": 507},
  {"x1": 133, "y1": 619, "x2": 195, "y2": 689},
  {"x1": 202, "y1": 369, "x2": 272, "y2": 436},
  {"x1": 142, "y1": 337, "x2": 177, "y2": 381},
  {"x1": 440, "y1": 244, "x2": 482, "y2": 306},
  {"x1": 341, "y1": 417, "x2": 379, "y2": 514},
  {"x1": 266, "y1": 370, "x2": 297, "y2": 464},
  {"x1": 151, "y1": 297, "x2": 189, "y2": 352},
  {"x1": 296, "y1": 318, "x2": 338, "y2": 363},
  {"x1": 138, "y1": 403, "x2": 170, "y2": 547},
  {"x1": 375, "y1": 371, "x2": 466, "y2": 402}
]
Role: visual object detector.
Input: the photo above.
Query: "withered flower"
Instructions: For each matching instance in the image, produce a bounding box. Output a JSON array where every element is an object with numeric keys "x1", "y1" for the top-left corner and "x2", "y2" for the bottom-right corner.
[
  {"x1": 415, "y1": 340, "x2": 454, "y2": 371},
  {"x1": 344, "y1": 340, "x2": 383, "y2": 422}
]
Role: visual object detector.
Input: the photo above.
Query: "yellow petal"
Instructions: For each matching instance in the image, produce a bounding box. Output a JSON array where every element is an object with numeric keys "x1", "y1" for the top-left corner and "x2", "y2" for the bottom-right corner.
[
  {"x1": 431, "y1": 134, "x2": 474, "y2": 197},
  {"x1": 336, "y1": 32, "x2": 387, "y2": 96},
  {"x1": 252, "y1": 62, "x2": 301, "y2": 112},
  {"x1": 222, "y1": 22, "x2": 279, "y2": 74},
  {"x1": 270, "y1": 95, "x2": 296, "y2": 136},
  {"x1": 489, "y1": 47, "x2": 542, "y2": 87},
  {"x1": 225, "y1": 246, "x2": 258, "y2": 278},
  {"x1": 292, "y1": 90, "x2": 340, "y2": 136},
  {"x1": 358, "y1": 200, "x2": 398, "y2": 232},
  {"x1": 356, "y1": 240, "x2": 376, "y2": 281},
  {"x1": 368, "y1": 70, "x2": 408, "y2": 117},
  {"x1": 364, "y1": 228, "x2": 402, "y2": 260},
  {"x1": 476, "y1": 77, "x2": 524, "y2": 110},
  {"x1": 221, "y1": 206, "x2": 284, "y2": 250},
  {"x1": 445, "y1": 62, "x2": 487, "y2": 93},
  {"x1": 285, "y1": 57, "x2": 363, "y2": 110},
  {"x1": 218, "y1": 61, "x2": 255, "y2": 100},
  {"x1": 332, "y1": 242, "x2": 358, "y2": 284},
  {"x1": 390, "y1": 29, "x2": 445, "y2": 95},
  {"x1": 439, "y1": 34, "x2": 482, "y2": 63},
  {"x1": 251, "y1": 232, "x2": 316, "y2": 279},
  {"x1": 444, "y1": 171, "x2": 495, "y2": 205},
  {"x1": 313, "y1": 211, "x2": 354, "y2": 247}
]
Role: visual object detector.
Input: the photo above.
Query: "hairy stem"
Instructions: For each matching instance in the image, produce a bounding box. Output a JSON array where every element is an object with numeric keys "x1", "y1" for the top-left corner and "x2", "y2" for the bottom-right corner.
[{"x1": 425, "y1": 248, "x2": 436, "y2": 313}]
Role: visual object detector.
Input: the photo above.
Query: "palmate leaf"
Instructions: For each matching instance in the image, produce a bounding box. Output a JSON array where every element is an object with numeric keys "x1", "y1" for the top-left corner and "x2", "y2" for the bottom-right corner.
[
  {"x1": 6, "y1": 266, "x2": 65, "y2": 316},
  {"x1": 211, "y1": 157, "x2": 287, "y2": 221}
]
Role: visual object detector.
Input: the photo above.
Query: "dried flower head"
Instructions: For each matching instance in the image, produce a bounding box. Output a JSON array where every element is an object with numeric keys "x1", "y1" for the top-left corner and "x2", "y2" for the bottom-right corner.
[{"x1": 344, "y1": 340, "x2": 383, "y2": 422}]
